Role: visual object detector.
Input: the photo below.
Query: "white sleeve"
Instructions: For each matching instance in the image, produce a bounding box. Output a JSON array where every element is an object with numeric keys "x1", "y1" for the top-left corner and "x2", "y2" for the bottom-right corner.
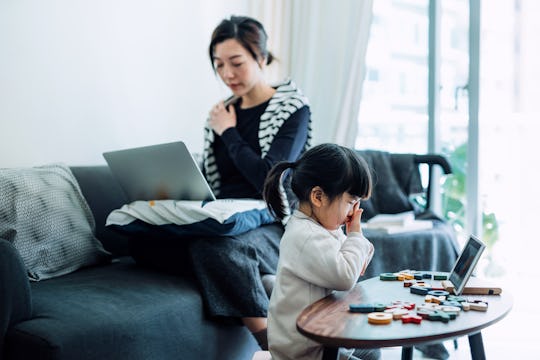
[{"x1": 289, "y1": 226, "x2": 374, "y2": 291}]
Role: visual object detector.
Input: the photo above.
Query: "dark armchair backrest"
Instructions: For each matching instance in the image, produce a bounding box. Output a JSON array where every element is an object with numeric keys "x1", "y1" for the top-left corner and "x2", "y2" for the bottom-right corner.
[{"x1": 355, "y1": 150, "x2": 452, "y2": 221}]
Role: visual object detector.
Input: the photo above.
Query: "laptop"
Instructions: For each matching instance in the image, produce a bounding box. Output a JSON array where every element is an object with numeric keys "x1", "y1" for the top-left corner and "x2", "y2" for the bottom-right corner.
[
  {"x1": 103, "y1": 141, "x2": 216, "y2": 202},
  {"x1": 439, "y1": 234, "x2": 501, "y2": 295}
]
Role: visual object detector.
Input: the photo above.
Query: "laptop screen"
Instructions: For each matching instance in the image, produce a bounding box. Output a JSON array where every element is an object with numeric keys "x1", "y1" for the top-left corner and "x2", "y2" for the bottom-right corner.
[{"x1": 448, "y1": 235, "x2": 486, "y2": 295}]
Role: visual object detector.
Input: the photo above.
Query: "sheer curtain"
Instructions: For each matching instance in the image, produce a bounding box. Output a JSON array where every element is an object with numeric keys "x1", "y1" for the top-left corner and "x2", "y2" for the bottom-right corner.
[{"x1": 249, "y1": 0, "x2": 373, "y2": 146}]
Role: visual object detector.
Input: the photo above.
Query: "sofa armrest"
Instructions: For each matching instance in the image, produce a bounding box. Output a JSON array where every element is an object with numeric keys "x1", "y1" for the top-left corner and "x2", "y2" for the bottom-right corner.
[
  {"x1": 0, "y1": 238, "x2": 32, "y2": 354},
  {"x1": 70, "y1": 166, "x2": 131, "y2": 257}
]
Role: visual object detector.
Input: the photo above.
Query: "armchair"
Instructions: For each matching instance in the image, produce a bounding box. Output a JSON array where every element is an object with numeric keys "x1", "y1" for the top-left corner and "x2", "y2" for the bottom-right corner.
[{"x1": 354, "y1": 150, "x2": 459, "y2": 279}]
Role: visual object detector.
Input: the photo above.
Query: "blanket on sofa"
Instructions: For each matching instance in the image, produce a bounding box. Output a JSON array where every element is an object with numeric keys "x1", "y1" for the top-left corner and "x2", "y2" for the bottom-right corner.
[{"x1": 105, "y1": 199, "x2": 276, "y2": 237}]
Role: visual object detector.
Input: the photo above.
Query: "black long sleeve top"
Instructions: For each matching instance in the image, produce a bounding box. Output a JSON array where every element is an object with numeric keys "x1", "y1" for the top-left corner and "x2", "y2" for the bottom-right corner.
[{"x1": 212, "y1": 100, "x2": 310, "y2": 199}]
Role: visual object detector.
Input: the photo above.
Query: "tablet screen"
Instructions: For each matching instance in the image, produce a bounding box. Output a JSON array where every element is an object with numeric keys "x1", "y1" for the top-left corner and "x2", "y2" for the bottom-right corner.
[{"x1": 448, "y1": 235, "x2": 486, "y2": 295}]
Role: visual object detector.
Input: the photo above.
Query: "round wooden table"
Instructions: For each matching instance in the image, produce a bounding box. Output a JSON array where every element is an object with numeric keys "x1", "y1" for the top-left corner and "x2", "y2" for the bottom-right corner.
[{"x1": 296, "y1": 275, "x2": 512, "y2": 360}]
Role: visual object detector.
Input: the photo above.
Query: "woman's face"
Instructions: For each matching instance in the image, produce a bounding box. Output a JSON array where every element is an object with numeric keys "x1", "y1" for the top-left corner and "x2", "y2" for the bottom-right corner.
[{"x1": 213, "y1": 38, "x2": 265, "y2": 97}]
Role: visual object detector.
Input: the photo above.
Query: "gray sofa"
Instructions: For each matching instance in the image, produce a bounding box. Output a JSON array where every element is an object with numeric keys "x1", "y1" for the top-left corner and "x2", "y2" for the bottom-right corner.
[{"x1": 0, "y1": 166, "x2": 259, "y2": 360}]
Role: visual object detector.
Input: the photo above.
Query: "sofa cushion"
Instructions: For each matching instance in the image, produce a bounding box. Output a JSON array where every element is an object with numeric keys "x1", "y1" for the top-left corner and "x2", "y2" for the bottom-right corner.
[
  {"x1": 0, "y1": 163, "x2": 110, "y2": 281},
  {"x1": 5, "y1": 257, "x2": 259, "y2": 360}
]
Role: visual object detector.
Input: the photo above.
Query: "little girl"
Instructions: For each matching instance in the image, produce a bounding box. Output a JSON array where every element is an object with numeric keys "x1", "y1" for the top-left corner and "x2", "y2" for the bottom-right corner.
[{"x1": 263, "y1": 143, "x2": 378, "y2": 360}]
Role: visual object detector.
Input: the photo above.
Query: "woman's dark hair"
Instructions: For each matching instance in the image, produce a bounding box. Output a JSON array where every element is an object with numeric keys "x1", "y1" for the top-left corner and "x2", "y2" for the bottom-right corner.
[
  {"x1": 209, "y1": 15, "x2": 274, "y2": 70},
  {"x1": 263, "y1": 143, "x2": 373, "y2": 221}
]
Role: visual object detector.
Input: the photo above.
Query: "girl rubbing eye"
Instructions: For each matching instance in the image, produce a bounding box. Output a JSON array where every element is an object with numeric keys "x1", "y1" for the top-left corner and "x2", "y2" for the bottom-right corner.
[{"x1": 263, "y1": 143, "x2": 380, "y2": 360}]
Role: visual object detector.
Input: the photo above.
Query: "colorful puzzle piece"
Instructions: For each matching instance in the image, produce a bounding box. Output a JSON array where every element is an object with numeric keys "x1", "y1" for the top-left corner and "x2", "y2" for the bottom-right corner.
[
  {"x1": 379, "y1": 273, "x2": 398, "y2": 281},
  {"x1": 391, "y1": 300, "x2": 415, "y2": 310},
  {"x1": 410, "y1": 285, "x2": 430, "y2": 295},
  {"x1": 349, "y1": 303, "x2": 387, "y2": 313},
  {"x1": 425, "y1": 294, "x2": 446, "y2": 304},
  {"x1": 384, "y1": 307, "x2": 409, "y2": 320},
  {"x1": 349, "y1": 304, "x2": 375, "y2": 313},
  {"x1": 403, "y1": 280, "x2": 415, "y2": 287},
  {"x1": 367, "y1": 312, "x2": 393, "y2": 325},
  {"x1": 402, "y1": 314, "x2": 422, "y2": 324},
  {"x1": 427, "y1": 290, "x2": 449, "y2": 297},
  {"x1": 434, "y1": 273, "x2": 448, "y2": 280},
  {"x1": 427, "y1": 310, "x2": 451, "y2": 323},
  {"x1": 447, "y1": 295, "x2": 467, "y2": 303},
  {"x1": 469, "y1": 302, "x2": 488, "y2": 311}
]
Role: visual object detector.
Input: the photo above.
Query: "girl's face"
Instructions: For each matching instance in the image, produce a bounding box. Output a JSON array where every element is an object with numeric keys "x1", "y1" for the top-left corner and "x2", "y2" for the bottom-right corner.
[
  {"x1": 313, "y1": 191, "x2": 360, "y2": 231},
  {"x1": 213, "y1": 38, "x2": 265, "y2": 98}
]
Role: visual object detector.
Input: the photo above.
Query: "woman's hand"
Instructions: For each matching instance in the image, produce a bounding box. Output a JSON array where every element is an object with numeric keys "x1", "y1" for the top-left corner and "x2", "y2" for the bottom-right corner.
[
  {"x1": 208, "y1": 101, "x2": 236, "y2": 136},
  {"x1": 345, "y1": 202, "x2": 363, "y2": 234}
]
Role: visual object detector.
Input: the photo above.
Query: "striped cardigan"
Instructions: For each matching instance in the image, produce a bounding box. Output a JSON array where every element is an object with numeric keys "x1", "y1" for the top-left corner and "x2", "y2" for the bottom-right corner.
[{"x1": 203, "y1": 78, "x2": 311, "y2": 196}]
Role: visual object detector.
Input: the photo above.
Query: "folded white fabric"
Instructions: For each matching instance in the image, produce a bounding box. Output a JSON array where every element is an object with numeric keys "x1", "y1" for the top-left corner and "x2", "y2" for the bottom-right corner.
[{"x1": 106, "y1": 199, "x2": 269, "y2": 227}]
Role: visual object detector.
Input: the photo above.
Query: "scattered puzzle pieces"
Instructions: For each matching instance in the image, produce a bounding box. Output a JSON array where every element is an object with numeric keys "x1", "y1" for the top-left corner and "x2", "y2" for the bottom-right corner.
[{"x1": 367, "y1": 271, "x2": 491, "y2": 327}]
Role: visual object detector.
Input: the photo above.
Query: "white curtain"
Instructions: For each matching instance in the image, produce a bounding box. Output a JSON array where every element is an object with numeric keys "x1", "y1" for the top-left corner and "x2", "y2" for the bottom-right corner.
[{"x1": 249, "y1": 0, "x2": 373, "y2": 147}]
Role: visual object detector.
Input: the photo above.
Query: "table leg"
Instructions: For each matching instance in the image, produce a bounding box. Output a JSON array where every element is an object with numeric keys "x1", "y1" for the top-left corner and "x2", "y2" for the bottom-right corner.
[
  {"x1": 401, "y1": 346, "x2": 413, "y2": 360},
  {"x1": 468, "y1": 331, "x2": 486, "y2": 360},
  {"x1": 322, "y1": 347, "x2": 339, "y2": 360}
]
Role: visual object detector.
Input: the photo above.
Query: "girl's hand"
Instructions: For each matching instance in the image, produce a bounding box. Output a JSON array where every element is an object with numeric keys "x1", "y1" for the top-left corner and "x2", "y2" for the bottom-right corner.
[
  {"x1": 208, "y1": 101, "x2": 236, "y2": 136},
  {"x1": 346, "y1": 202, "x2": 363, "y2": 234}
]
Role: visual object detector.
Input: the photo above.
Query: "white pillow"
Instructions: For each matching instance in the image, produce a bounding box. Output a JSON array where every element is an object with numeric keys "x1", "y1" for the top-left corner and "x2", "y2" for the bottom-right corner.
[{"x1": 0, "y1": 163, "x2": 110, "y2": 281}]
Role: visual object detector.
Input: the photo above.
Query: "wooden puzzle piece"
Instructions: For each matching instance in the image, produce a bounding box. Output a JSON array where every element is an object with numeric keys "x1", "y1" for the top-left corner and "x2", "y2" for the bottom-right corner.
[
  {"x1": 434, "y1": 273, "x2": 448, "y2": 280},
  {"x1": 391, "y1": 300, "x2": 415, "y2": 310},
  {"x1": 367, "y1": 312, "x2": 393, "y2": 325},
  {"x1": 417, "y1": 303, "x2": 440, "y2": 312},
  {"x1": 447, "y1": 295, "x2": 467, "y2": 303},
  {"x1": 425, "y1": 294, "x2": 446, "y2": 304},
  {"x1": 403, "y1": 280, "x2": 415, "y2": 287},
  {"x1": 427, "y1": 310, "x2": 451, "y2": 323},
  {"x1": 384, "y1": 307, "x2": 409, "y2": 320},
  {"x1": 401, "y1": 314, "x2": 422, "y2": 324},
  {"x1": 396, "y1": 272, "x2": 415, "y2": 281},
  {"x1": 440, "y1": 300, "x2": 463, "y2": 309},
  {"x1": 469, "y1": 302, "x2": 488, "y2": 311},
  {"x1": 439, "y1": 305, "x2": 461, "y2": 317},
  {"x1": 410, "y1": 285, "x2": 430, "y2": 295},
  {"x1": 427, "y1": 290, "x2": 449, "y2": 297},
  {"x1": 379, "y1": 273, "x2": 398, "y2": 281},
  {"x1": 349, "y1": 302, "x2": 387, "y2": 313},
  {"x1": 349, "y1": 304, "x2": 375, "y2": 313}
]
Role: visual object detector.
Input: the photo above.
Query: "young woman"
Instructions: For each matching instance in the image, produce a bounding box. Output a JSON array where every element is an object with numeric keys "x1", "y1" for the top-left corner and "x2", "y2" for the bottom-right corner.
[
  {"x1": 129, "y1": 15, "x2": 310, "y2": 350},
  {"x1": 263, "y1": 143, "x2": 380, "y2": 360},
  {"x1": 195, "y1": 15, "x2": 311, "y2": 349}
]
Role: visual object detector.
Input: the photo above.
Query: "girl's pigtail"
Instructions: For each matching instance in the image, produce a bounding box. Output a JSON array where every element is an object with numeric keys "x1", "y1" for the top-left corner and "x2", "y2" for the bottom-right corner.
[{"x1": 263, "y1": 162, "x2": 295, "y2": 221}]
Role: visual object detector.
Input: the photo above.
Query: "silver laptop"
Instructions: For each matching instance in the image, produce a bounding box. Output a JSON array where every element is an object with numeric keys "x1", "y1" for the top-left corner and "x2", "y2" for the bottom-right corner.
[{"x1": 103, "y1": 141, "x2": 216, "y2": 202}]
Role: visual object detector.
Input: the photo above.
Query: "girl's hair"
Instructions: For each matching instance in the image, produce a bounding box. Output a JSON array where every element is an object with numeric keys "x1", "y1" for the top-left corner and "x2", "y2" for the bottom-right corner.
[
  {"x1": 209, "y1": 15, "x2": 274, "y2": 71},
  {"x1": 263, "y1": 143, "x2": 373, "y2": 221}
]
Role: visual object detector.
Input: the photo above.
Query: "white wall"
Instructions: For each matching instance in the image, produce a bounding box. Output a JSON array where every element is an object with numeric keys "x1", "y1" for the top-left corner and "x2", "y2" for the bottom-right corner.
[{"x1": 0, "y1": 0, "x2": 249, "y2": 167}]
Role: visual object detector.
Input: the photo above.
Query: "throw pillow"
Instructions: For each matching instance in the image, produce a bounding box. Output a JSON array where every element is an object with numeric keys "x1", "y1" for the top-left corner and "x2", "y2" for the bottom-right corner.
[{"x1": 0, "y1": 163, "x2": 111, "y2": 281}]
